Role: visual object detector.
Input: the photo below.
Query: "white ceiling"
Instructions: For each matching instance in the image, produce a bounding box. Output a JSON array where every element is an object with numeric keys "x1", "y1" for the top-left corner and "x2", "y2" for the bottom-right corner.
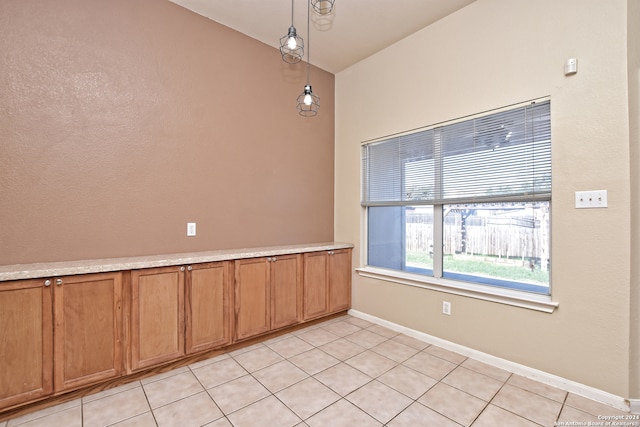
[{"x1": 169, "y1": 0, "x2": 476, "y2": 74}]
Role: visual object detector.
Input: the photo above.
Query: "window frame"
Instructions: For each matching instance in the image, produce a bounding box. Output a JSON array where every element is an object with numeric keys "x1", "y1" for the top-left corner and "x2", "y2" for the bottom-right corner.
[{"x1": 357, "y1": 98, "x2": 558, "y2": 313}]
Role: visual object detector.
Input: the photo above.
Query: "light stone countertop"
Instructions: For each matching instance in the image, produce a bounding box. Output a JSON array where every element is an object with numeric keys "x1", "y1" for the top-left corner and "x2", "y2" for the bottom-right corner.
[{"x1": 0, "y1": 242, "x2": 354, "y2": 282}]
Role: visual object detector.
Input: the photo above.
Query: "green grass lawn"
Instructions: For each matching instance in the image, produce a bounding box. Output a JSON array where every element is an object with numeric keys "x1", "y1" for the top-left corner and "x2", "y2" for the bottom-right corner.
[{"x1": 407, "y1": 251, "x2": 549, "y2": 285}]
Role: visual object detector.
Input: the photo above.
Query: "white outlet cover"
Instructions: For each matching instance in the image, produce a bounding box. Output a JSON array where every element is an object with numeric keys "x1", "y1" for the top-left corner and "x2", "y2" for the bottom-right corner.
[
  {"x1": 187, "y1": 222, "x2": 196, "y2": 236},
  {"x1": 575, "y1": 190, "x2": 608, "y2": 209}
]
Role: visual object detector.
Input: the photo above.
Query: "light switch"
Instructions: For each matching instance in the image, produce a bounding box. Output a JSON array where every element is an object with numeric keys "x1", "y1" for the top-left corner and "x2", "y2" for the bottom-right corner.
[{"x1": 575, "y1": 190, "x2": 607, "y2": 209}]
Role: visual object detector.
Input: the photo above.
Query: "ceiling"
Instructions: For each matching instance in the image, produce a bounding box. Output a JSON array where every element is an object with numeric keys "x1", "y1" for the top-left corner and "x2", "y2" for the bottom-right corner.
[{"x1": 169, "y1": 0, "x2": 476, "y2": 74}]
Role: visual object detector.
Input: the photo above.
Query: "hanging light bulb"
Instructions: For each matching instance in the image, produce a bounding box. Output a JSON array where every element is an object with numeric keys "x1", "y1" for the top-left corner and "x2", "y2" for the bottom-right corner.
[
  {"x1": 296, "y1": 1, "x2": 320, "y2": 116},
  {"x1": 279, "y1": 0, "x2": 304, "y2": 63},
  {"x1": 311, "y1": 0, "x2": 335, "y2": 15}
]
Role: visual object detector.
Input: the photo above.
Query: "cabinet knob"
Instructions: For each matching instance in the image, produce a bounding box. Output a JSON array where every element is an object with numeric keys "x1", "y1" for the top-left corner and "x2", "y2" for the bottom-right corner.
[
  {"x1": 55, "y1": 278, "x2": 63, "y2": 286},
  {"x1": 180, "y1": 266, "x2": 185, "y2": 272},
  {"x1": 187, "y1": 265, "x2": 192, "y2": 271},
  {"x1": 44, "y1": 279, "x2": 51, "y2": 287},
  {"x1": 272, "y1": 257, "x2": 277, "y2": 262},
  {"x1": 267, "y1": 257, "x2": 272, "y2": 262}
]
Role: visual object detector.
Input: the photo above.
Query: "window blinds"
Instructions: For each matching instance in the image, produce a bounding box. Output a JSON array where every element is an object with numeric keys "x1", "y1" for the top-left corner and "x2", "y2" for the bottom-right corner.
[{"x1": 362, "y1": 100, "x2": 551, "y2": 206}]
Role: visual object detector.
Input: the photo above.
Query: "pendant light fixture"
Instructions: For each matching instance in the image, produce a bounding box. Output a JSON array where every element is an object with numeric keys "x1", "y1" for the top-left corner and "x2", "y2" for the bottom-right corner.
[
  {"x1": 311, "y1": 0, "x2": 335, "y2": 15},
  {"x1": 296, "y1": 0, "x2": 320, "y2": 116},
  {"x1": 279, "y1": 0, "x2": 304, "y2": 63}
]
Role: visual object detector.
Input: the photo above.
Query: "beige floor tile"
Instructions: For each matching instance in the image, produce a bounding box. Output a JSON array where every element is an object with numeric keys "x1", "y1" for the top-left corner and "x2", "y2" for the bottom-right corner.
[
  {"x1": 344, "y1": 329, "x2": 388, "y2": 349},
  {"x1": 343, "y1": 317, "x2": 375, "y2": 329},
  {"x1": 460, "y1": 358, "x2": 511, "y2": 382},
  {"x1": 228, "y1": 342, "x2": 265, "y2": 357},
  {"x1": 557, "y1": 405, "x2": 602, "y2": 424},
  {"x1": 370, "y1": 339, "x2": 419, "y2": 363},
  {"x1": 207, "y1": 374, "x2": 270, "y2": 414},
  {"x1": 276, "y1": 377, "x2": 340, "y2": 419},
  {"x1": 288, "y1": 348, "x2": 340, "y2": 375},
  {"x1": 366, "y1": 324, "x2": 399, "y2": 339},
  {"x1": 191, "y1": 357, "x2": 247, "y2": 389},
  {"x1": 403, "y1": 351, "x2": 458, "y2": 381},
  {"x1": 83, "y1": 387, "x2": 150, "y2": 427},
  {"x1": 442, "y1": 366, "x2": 504, "y2": 401},
  {"x1": 7, "y1": 405, "x2": 81, "y2": 427},
  {"x1": 564, "y1": 393, "x2": 629, "y2": 417},
  {"x1": 319, "y1": 320, "x2": 363, "y2": 337},
  {"x1": 391, "y1": 334, "x2": 430, "y2": 351},
  {"x1": 314, "y1": 363, "x2": 373, "y2": 396},
  {"x1": 266, "y1": 336, "x2": 314, "y2": 358},
  {"x1": 507, "y1": 374, "x2": 567, "y2": 402},
  {"x1": 226, "y1": 396, "x2": 301, "y2": 427},
  {"x1": 419, "y1": 382, "x2": 487, "y2": 426},
  {"x1": 83, "y1": 381, "x2": 141, "y2": 403},
  {"x1": 297, "y1": 328, "x2": 340, "y2": 347},
  {"x1": 140, "y1": 366, "x2": 190, "y2": 385},
  {"x1": 152, "y1": 391, "x2": 222, "y2": 427},
  {"x1": 377, "y1": 365, "x2": 438, "y2": 399},
  {"x1": 345, "y1": 350, "x2": 397, "y2": 378},
  {"x1": 203, "y1": 417, "x2": 233, "y2": 426},
  {"x1": 232, "y1": 346, "x2": 284, "y2": 372},
  {"x1": 471, "y1": 404, "x2": 539, "y2": 427},
  {"x1": 346, "y1": 380, "x2": 412, "y2": 424},
  {"x1": 143, "y1": 371, "x2": 204, "y2": 409},
  {"x1": 188, "y1": 353, "x2": 230, "y2": 370},
  {"x1": 424, "y1": 345, "x2": 467, "y2": 364},
  {"x1": 387, "y1": 402, "x2": 463, "y2": 427},
  {"x1": 306, "y1": 399, "x2": 381, "y2": 427},
  {"x1": 491, "y1": 384, "x2": 562, "y2": 426},
  {"x1": 109, "y1": 412, "x2": 157, "y2": 427},
  {"x1": 7, "y1": 399, "x2": 81, "y2": 426},
  {"x1": 252, "y1": 360, "x2": 309, "y2": 393},
  {"x1": 319, "y1": 338, "x2": 366, "y2": 361}
]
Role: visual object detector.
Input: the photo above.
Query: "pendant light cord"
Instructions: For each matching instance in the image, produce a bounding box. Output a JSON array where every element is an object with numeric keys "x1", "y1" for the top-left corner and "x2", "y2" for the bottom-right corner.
[{"x1": 306, "y1": 0, "x2": 311, "y2": 85}]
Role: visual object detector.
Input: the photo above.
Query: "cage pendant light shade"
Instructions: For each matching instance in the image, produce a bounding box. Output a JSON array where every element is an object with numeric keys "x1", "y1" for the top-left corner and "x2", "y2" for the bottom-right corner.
[
  {"x1": 297, "y1": 84, "x2": 320, "y2": 116},
  {"x1": 311, "y1": 0, "x2": 335, "y2": 15},
  {"x1": 279, "y1": 0, "x2": 304, "y2": 63}
]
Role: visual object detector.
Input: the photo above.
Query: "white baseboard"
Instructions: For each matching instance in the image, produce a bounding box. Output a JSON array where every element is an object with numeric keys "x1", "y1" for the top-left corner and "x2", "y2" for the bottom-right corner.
[{"x1": 348, "y1": 309, "x2": 630, "y2": 412}]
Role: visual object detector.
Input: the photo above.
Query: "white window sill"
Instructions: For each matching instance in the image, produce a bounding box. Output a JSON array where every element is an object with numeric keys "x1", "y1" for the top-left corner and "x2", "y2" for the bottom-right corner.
[{"x1": 355, "y1": 266, "x2": 559, "y2": 313}]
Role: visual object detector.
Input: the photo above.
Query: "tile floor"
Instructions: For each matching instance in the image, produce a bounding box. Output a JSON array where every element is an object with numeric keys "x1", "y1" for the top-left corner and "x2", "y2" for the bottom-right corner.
[{"x1": 1, "y1": 315, "x2": 630, "y2": 427}]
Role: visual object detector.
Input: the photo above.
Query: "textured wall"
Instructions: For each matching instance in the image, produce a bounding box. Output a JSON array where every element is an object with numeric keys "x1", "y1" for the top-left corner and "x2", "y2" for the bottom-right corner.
[
  {"x1": 0, "y1": 0, "x2": 335, "y2": 264},
  {"x1": 336, "y1": 0, "x2": 632, "y2": 398}
]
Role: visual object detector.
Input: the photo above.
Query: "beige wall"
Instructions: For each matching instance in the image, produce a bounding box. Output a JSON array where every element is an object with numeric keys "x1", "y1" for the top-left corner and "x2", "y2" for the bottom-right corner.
[
  {"x1": 335, "y1": 0, "x2": 633, "y2": 398},
  {"x1": 0, "y1": 0, "x2": 335, "y2": 265}
]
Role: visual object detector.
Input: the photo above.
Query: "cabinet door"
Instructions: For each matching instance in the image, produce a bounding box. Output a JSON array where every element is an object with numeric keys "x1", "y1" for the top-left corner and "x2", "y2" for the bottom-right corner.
[
  {"x1": 54, "y1": 273, "x2": 123, "y2": 391},
  {"x1": 270, "y1": 254, "x2": 302, "y2": 330},
  {"x1": 234, "y1": 258, "x2": 270, "y2": 341},
  {"x1": 0, "y1": 279, "x2": 53, "y2": 409},
  {"x1": 186, "y1": 262, "x2": 231, "y2": 354},
  {"x1": 303, "y1": 252, "x2": 329, "y2": 320},
  {"x1": 328, "y1": 249, "x2": 352, "y2": 313},
  {"x1": 131, "y1": 267, "x2": 185, "y2": 371}
]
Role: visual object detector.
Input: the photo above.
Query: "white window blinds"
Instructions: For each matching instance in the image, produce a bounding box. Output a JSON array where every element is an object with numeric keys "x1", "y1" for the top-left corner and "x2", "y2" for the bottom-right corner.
[{"x1": 362, "y1": 100, "x2": 551, "y2": 206}]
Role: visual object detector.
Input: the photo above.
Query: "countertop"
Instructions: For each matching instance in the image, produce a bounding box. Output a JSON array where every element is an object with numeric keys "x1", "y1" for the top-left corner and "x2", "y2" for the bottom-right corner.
[{"x1": 0, "y1": 242, "x2": 354, "y2": 281}]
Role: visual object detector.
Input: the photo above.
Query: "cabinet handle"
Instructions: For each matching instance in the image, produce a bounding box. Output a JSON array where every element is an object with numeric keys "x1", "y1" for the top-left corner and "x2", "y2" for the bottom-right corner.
[
  {"x1": 44, "y1": 279, "x2": 51, "y2": 287},
  {"x1": 272, "y1": 257, "x2": 277, "y2": 262},
  {"x1": 187, "y1": 265, "x2": 192, "y2": 271},
  {"x1": 180, "y1": 266, "x2": 185, "y2": 272},
  {"x1": 55, "y1": 278, "x2": 63, "y2": 286},
  {"x1": 267, "y1": 257, "x2": 272, "y2": 262}
]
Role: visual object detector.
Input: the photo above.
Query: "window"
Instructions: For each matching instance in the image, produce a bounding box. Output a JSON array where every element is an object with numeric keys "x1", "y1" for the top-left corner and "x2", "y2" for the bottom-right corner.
[{"x1": 362, "y1": 100, "x2": 551, "y2": 295}]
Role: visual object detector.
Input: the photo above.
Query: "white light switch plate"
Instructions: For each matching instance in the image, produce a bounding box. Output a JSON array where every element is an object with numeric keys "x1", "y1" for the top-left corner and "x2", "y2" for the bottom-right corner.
[{"x1": 575, "y1": 190, "x2": 607, "y2": 209}]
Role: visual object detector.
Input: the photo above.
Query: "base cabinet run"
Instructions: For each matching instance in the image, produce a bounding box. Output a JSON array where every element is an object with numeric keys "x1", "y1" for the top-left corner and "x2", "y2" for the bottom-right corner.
[
  {"x1": 0, "y1": 246, "x2": 351, "y2": 415},
  {"x1": 0, "y1": 272, "x2": 123, "y2": 410}
]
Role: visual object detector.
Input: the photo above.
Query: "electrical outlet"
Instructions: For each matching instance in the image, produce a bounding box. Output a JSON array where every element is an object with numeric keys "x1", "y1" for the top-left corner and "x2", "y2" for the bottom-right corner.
[
  {"x1": 187, "y1": 222, "x2": 196, "y2": 236},
  {"x1": 575, "y1": 190, "x2": 608, "y2": 209},
  {"x1": 442, "y1": 301, "x2": 451, "y2": 315}
]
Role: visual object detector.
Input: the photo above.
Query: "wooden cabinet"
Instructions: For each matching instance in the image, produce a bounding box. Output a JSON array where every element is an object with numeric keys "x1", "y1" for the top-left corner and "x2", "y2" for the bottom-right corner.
[
  {"x1": 53, "y1": 273, "x2": 123, "y2": 392},
  {"x1": 0, "y1": 279, "x2": 53, "y2": 409},
  {"x1": 234, "y1": 254, "x2": 302, "y2": 341},
  {"x1": 186, "y1": 262, "x2": 232, "y2": 354},
  {"x1": 303, "y1": 249, "x2": 352, "y2": 320},
  {"x1": 130, "y1": 266, "x2": 185, "y2": 371}
]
